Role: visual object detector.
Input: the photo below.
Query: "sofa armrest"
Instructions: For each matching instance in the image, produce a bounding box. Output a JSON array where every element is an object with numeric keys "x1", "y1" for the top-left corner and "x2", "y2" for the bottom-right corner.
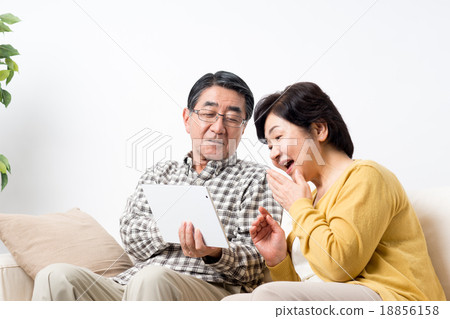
[{"x1": 0, "y1": 253, "x2": 34, "y2": 301}]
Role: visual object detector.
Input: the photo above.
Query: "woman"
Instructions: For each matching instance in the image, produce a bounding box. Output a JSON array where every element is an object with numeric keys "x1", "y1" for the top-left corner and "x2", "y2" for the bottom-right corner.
[{"x1": 224, "y1": 82, "x2": 445, "y2": 301}]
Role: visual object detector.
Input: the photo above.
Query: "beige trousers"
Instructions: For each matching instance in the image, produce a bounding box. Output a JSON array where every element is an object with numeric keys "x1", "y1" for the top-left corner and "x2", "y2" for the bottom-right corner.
[
  {"x1": 32, "y1": 263, "x2": 231, "y2": 301},
  {"x1": 222, "y1": 281, "x2": 382, "y2": 301}
]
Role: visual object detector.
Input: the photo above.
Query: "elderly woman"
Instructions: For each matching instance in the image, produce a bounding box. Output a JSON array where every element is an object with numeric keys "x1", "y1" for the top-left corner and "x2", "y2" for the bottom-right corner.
[{"x1": 224, "y1": 82, "x2": 445, "y2": 301}]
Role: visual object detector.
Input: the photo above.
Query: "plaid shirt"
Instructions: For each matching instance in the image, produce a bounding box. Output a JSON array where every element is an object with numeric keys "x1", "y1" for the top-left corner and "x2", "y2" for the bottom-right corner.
[{"x1": 113, "y1": 152, "x2": 283, "y2": 292}]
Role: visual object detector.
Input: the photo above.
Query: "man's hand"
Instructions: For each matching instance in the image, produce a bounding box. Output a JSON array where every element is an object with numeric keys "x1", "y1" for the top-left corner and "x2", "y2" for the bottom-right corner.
[{"x1": 178, "y1": 221, "x2": 222, "y2": 259}]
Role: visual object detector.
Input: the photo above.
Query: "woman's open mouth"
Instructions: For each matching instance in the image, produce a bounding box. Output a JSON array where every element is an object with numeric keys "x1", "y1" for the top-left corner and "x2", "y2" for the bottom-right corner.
[{"x1": 285, "y1": 160, "x2": 295, "y2": 175}]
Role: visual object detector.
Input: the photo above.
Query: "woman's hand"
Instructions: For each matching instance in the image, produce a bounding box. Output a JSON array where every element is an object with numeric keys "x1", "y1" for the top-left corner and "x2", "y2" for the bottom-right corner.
[
  {"x1": 267, "y1": 169, "x2": 312, "y2": 211},
  {"x1": 250, "y1": 207, "x2": 287, "y2": 267}
]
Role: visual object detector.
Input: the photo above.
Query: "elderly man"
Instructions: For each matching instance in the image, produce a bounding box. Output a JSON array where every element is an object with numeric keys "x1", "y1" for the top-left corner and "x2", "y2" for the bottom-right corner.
[{"x1": 32, "y1": 71, "x2": 283, "y2": 301}]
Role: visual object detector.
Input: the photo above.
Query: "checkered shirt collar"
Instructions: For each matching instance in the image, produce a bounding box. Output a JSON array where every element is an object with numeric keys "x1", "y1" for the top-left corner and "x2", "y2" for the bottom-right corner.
[{"x1": 183, "y1": 152, "x2": 238, "y2": 176}]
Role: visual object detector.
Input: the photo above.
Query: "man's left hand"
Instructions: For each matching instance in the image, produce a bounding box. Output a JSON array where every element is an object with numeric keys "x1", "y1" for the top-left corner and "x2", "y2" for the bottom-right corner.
[{"x1": 178, "y1": 221, "x2": 222, "y2": 259}]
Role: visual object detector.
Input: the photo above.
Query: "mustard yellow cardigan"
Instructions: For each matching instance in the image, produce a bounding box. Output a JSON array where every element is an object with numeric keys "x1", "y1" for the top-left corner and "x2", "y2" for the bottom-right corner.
[{"x1": 268, "y1": 160, "x2": 446, "y2": 301}]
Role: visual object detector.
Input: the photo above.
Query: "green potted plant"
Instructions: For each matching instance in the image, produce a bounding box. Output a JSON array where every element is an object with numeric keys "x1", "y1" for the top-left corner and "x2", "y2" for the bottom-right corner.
[{"x1": 0, "y1": 13, "x2": 20, "y2": 191}]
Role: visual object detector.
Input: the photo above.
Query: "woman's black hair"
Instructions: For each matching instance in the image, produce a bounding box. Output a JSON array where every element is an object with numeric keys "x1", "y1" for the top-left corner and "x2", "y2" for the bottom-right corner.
[{"x1": 254, "y1": 82, "x2": 354, "y2": 158}]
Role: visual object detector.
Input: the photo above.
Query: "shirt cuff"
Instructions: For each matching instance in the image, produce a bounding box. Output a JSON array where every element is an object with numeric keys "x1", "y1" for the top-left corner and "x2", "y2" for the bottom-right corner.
[
  {"x1": 202, "y1": 246, "x2": 235, "y2": 271},
  {"x1": 202, "y1": 249, "x2": 223, "y2": 264}
]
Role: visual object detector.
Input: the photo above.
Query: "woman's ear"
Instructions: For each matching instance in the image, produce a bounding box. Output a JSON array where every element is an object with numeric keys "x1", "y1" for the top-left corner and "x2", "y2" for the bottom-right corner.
[
  {"x1": 183, "y1": 108, "x2": 191, "y2": 134},
  {"x1": 311, "y1": 122, "x2": 328, "y2": 142}
]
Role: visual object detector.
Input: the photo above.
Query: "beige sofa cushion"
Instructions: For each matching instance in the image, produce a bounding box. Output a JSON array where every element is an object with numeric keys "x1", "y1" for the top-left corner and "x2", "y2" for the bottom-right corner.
[
  {"x1": 0, "y1": 253, "x2": 33, "y2": 301},
  {"x1": 0, "y1": 208, "x2": 133, "y2": 280},
  {"x1": 408, "y1": 187, "x2": 450, "y2": 299}
]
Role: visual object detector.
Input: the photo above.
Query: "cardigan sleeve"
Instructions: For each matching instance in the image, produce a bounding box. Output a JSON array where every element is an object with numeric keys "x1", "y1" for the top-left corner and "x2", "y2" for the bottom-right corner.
[
  {"x1": 267, "y1": 252, "x2": 300, "y2": 282},
  {"x1": 288, "y1": 165, "x2": 396, "y2": 282}
]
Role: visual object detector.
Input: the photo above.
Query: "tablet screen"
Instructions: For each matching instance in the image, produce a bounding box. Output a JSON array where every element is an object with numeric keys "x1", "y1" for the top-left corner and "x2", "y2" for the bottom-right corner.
[{"x1": 142, "y1": 184, "x2": 230, "y2": 248}]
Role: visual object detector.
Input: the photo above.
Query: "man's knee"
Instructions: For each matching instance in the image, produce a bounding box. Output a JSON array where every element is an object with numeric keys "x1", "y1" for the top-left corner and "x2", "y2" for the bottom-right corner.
[
  {"x1": 35, "y1": 263, "x2": 81, "y2": 287},
  {"x1": 125, "y1": 265, "x2": 181, "y2": 301},
  {"x1": 33, "y1": 263, "x2": 83, "y2": 300}
]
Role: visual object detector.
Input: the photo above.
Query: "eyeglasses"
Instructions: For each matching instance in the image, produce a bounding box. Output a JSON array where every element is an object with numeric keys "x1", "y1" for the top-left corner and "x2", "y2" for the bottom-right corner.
[{"x1": 191, "y1": 109, "x2": 247, "y2": 128}]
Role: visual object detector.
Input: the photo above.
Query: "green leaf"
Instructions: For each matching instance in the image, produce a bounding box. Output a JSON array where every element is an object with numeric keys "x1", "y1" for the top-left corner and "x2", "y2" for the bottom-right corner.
[
  {"x1": 0, "y1": 70, "x2": 10, "y2": 81},
  {"x1": 0, "y1": 154, "x2": 11, "y2": 173},
  {"x1": 4, "y1": 58, "x2": 16, "y2": 85},
  {"x1": 0, "y1": 21, "x2": 12, "y2": 32},
  {"x1": 0, "y1": 161, "x2": 6, "y2": 174},
  {"x1": 0, "y1": 13, "x2": 21, "y2": 25},
  {"x1": 1, "y1": 172, "x2": 8, "y2": 191},
  {"x1": 1, "y1": 88, "x2": 11, "y2": 107},
  {"x1": 0, "y1": 45, "x2": 20, "y2": 59},
  {"x1": 6, "y1": 69, "x2": 14, "y2": 85},
  {"x1": 5, "y1": 58, "x2": 19, "y2": 72}
]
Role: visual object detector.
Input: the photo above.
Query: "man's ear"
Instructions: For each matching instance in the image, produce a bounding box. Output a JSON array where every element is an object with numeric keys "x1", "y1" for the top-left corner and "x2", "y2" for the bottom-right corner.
[
  {"x1": 311, "y1": 122, "x2": 328, "y2": 142},
  {"x1": 183, "y1": 108, "x2": 191, "y2": 134},
  {"x1": 240, "y1": 122, "x2": 247, "y2": 135}
]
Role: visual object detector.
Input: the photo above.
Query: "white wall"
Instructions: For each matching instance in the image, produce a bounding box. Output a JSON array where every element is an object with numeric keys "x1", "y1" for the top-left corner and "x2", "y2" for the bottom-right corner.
[{"x1": 1, "y1": 0, "x2": 449, "y2": 253}]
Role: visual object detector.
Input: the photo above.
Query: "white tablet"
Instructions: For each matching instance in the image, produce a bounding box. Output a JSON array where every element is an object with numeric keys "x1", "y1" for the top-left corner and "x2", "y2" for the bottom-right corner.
[{"x1": 142, "y1": 184, "x2": 230, "y2": 248}]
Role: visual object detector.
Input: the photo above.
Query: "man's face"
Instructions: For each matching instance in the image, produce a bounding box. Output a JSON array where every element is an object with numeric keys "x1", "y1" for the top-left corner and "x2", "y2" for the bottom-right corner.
[{"x1": 183, "y1": 85, "x2": 247, "y2": 162}]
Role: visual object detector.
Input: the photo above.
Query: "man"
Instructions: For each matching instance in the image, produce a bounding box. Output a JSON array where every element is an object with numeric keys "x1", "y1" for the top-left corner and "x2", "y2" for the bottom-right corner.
[{"x1": 32, "y1": 71, "x2": 283, "y2": 301}]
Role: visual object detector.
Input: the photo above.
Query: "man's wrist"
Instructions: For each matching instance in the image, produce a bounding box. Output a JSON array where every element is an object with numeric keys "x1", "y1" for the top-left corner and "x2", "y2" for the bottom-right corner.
[{"x1": 203, "y1": 248, "x2": 222, "y2": 264}]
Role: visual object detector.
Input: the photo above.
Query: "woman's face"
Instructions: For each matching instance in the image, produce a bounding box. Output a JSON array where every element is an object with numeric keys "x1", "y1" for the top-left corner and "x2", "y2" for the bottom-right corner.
[{"x1": 264, "y1": 112, "x2": 322, "y2": 181}]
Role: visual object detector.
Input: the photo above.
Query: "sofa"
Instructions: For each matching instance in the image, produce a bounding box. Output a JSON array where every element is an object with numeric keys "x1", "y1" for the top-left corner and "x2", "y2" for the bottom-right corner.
[{"x1": 0, "y1": 187, "x2": 449, "y2": 301}]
